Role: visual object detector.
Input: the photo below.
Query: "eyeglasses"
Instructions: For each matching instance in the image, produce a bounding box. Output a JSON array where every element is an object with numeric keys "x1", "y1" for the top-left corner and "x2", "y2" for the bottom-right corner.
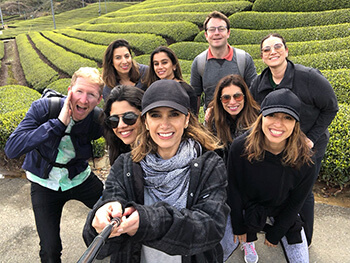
[
  {"x1": 206, "y1": 26, "x2": 227, "y2": 33},
  {"x1": 220, "y1": 93, "x2": 245, "y2": 103},
  {"x1": 261, "y1": 43, "x2": 284, "y2": 54},
  {"x1": 105, "y1": 112, "x2": 139, "y2": 129}
]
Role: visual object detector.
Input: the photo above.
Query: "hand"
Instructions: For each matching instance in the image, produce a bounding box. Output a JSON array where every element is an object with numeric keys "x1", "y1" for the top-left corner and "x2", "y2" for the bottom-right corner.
[
  {"x1": 110, "y1": 206, "x2": 140, "y2": 237},
  {"x1": 305, "y1": 137, "x2": 314, "y2": 149},
  {"x1": 92, "y1": 201, "x2": 123, "y2": 234},
  {"x1": 264, "y1": 238, "x2": 277, "y2": 248},
  {"x1": 58, "y1": 90, "x2": 73, "y2": 126},
  {"x1": 204, "y1": 107, "x2": 212, "y2": 123},
  {"x1": 234, "y1": 234, "x2": 247, "y2": 244}
]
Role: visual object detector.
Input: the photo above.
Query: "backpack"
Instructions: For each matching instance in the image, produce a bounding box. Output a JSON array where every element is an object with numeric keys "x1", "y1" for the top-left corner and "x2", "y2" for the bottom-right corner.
[{"x1": 197, "y1": 47, "x2": 246, "y2": 78}]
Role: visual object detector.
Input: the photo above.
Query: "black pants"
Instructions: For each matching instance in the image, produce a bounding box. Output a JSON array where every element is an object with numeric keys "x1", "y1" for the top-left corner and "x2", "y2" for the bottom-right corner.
[
  {"x1": 299, "y1": 154, "x2": 323, "y2": 246},
  {"x1": 30, "y1": 172, "x2": 103, "y2": 263}
]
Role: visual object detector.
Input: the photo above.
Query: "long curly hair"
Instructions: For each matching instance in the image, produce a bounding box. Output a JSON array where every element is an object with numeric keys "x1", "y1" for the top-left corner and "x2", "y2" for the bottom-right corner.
[
  {"x1": 102, "y1": 85, "x2": 144, "y2": 165},
  {"x1": 102, "y1": 39, "x2": 141, "y2": 89},
  {"x1": 207, "y1": 74, "x2": 260, "y2": 147}
]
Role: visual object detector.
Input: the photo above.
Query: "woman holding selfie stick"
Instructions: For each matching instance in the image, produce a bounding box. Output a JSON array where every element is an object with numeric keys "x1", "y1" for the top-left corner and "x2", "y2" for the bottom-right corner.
[{"x1": 83, "y1": 79, "x2": 229, "y2": 262}]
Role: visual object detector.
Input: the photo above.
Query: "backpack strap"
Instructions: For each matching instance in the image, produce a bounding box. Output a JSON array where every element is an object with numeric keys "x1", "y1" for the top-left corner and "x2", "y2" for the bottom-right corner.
[
  {"x1": 197, "y1": 50, "x2": 208, "y2": 78},
  {"x1": 47, "y1": 97, "x2": 61, "y2": 119},
  {"x1": 234, "y1": 47, "x2": 246, "y2": 77}
]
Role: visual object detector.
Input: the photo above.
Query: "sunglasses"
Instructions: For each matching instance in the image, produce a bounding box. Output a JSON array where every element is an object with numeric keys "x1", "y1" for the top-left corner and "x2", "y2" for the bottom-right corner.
[
  {"x1": 105, "y1": 112, "x2": 139, "y2": 129},
  {"x1": 261, "y1": 43, "x2": 284, "y2": 53},
  {"x1": 220, "y1": 93, "x2": 245, "y2": 103}
]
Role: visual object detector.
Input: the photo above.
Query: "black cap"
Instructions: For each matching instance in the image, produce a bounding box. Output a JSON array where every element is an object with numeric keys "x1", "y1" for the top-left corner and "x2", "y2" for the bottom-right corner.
[
  {"x1": 142, "y1": 79, "x2": 190, "y2": 116},
  {"x1": 260, "y1": 89, "x2": 301, "y2": 121}
]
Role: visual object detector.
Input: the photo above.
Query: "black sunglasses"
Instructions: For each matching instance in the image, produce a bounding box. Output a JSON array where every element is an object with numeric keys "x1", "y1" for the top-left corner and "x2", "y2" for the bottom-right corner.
[{"x1": 105, "y1": 112, "x2": 139, "y2": 129}]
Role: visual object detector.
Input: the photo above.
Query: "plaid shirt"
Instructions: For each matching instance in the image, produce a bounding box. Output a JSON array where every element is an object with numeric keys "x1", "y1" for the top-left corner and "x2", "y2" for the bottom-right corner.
[{"x1": 83, "y1": 151, "x2": 229, "y2": 263}]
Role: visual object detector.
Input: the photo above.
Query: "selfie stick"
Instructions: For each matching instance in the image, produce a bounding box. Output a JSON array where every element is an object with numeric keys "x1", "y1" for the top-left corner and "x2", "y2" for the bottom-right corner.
[{"x1": 77, "y1": 217, "x2": 121, "y2": 263}]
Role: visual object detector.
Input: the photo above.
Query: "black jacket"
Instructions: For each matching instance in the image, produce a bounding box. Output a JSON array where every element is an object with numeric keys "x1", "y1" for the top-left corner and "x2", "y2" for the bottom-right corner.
[
  {"x1": 83, "y1": 150, "x2": 229, "y2": 262},
  {"x1": 250, "y1": 60, "x2": 338, "y2": 158}
]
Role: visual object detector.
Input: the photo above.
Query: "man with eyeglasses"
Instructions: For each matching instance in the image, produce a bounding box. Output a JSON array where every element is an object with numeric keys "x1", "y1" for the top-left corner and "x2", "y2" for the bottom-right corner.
[
  {"x1": 5, "y1": 67, "x2": 104, "y2": 263},
  {"x1": 190, "y1": 10, "x2": 257, "y2": 115}
]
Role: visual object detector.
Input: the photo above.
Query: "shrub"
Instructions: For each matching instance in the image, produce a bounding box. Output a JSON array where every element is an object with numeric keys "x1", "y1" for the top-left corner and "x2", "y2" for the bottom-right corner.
[
  {"x1": 320, "y1": 103, "x2": 350, "y2": 188},
  {"x1": 47, "y1": 78, "x2": 71, "y2": 95},
  {"x1": 169, "y1": 42, "x2": 208, "y2": 60},
  {"x1": 41, "y1": 31, "x2": 106, "y2": 63},
  {"x1": 74, "y1": 21, "x2": 199, "y2": 42},
  {"x1": 0, "y1": 85, "x2": 41, "y2": 114},
  {"x1": 109, "y1": 1, "x2": 253, "y2": 17},
  {"x1": 322, "y1": 69, "x2": 350, "y2": 104},
  {"x1": 89, "y1": 12, "x2": 209, "y2": 27},
  {"x1": 91, "y1": 137, "x2": 106, "y2": 159},
  {"x1": 194, "y1": 23, "x2": 350, "y2": 44},
  {"x1": 16, "y1": 33, "x2": 60, "y2": 92},
  {"x1": 252, "y1": 0, "x2": 350, "y2": 12},
  {"x1": 0, "y1": 110, "x2": 27, "y2": 150},
  {"x1": 59, "y1": 29, "x2": 166, "y2": 54},
  {"x1": 29, "y1": 31, "x2": 97, "y2": 76},
  {"x1": 229, "y1": 9, "x2": 350, "y2": 30}
]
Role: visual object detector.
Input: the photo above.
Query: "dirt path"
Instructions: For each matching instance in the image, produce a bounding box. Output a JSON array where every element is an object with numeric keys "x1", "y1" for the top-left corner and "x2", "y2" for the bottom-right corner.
[{"x1": 0, "y1": 39, "x2": 28, "y2": 87}]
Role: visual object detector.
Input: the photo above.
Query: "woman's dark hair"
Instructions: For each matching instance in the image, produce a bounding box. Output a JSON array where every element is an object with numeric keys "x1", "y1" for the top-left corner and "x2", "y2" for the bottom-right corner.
[
  {"x1": 102, "y1": 39, "x2": 141, "y2": 89},
  {"x1": 207, "y1": 74, "x2": 260, "y2": 146},
  {"x1": 143, "y1": 46, "x2": 183, "y2": 87},
  {"x1": 260, "y1": 33, "x2": 288, "y2": 52},
  {"x1": 102, "y1": 85, "x2": 144, "y2": 165}
]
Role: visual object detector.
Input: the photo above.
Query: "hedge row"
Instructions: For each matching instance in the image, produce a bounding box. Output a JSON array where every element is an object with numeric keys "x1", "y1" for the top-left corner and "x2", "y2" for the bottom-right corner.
[
  {"x1": 58, "y1": 29, "x2": 166, "y2": 54},
  {"x1": 89, "y1": 12, "x2": 209, "y2": 27},
  {"x1": 105, "y1": 2, "x2": 252, "y2": 17},
  {"x1": 322, "y1": 69, "x2": 350, "y2": 105},
  {"x1": 169, "y1": 36, "x2": 350, "y2": 61},
  {"x1": 29, "y1": 31, "x2": 97, "y2": 77},
  {"x1": 320, "y1": 103, "x2": 350, "y2": 187},
  {"x1": 16, "y1": 34, "x2": 60, "y2": 92},
  {"x1": 252, "y1": 0, "x2": 350, "y2": 12},
  {"x1": 41, "y1": 31, "x2": 106, "y2": 63},
  {"x1": 74, "y1": 21, "x2": 199, "y2": 42},
  {"x1": 254, "y1": 49, "x2": 350, "y2": 73},
  {"x1": 229, "y1": 9, "x2": 350, "y2": 30},
  {"x1": 0, "y1": 85, "x2": 41, "y2": 149},
  {"x1": 46, "y1": 78, "x2": 71, "y2": 95},
  {"x1": 194, "y1": 23, "x2": 350, "y2": 45},
  {"x1": 0, "y1": 41, "x2": 4, "y2": 60}
]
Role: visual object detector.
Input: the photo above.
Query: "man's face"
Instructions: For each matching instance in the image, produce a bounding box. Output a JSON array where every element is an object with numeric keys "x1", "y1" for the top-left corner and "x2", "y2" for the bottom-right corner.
[
  {"x1": 204, "y1": 17, "x2": 230, "y2": 50},
  {"x1": 68, "y1": 77, "x2": 102, "y2": 122}
]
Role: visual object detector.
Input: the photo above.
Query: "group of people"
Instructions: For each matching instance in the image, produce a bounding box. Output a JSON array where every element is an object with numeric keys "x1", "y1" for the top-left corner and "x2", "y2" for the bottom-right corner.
[{"x1": 5, "y1": 10, "x2": 338, "y2": 263}]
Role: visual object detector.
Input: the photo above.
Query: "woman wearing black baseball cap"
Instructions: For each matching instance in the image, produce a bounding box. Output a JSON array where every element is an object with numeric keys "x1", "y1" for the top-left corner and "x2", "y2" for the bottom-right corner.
[
  {"x1": 84, "y1": 79, "x2": 229, "y2": 262},
  {"x1": 227, "y1": 89, "x2": 315, "y2": 263}
]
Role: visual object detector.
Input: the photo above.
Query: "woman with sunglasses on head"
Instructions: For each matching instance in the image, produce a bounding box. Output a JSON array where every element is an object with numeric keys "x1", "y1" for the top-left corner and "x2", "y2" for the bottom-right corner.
[
  {"x1": 102, "y1": 85, "x2": 144, "y2": 165},
  {"x1": 102, "y1": 39, "x2": 148, "y2": 101},
  {"x1": 83, "y1": 79, "x2": 229, "y2": 262},
  {"x1": 249, "y1": 33, "x2": 338, "y2": 247},
  {"x1": 227, "y1": 89, "x2": 315, "y2": 263},
  {"x1": 143, "y1": 46, "x2": 198, "y2": 115},
  {"x1": 207, "y1": 74, "x2": 259, "y2": 165}
]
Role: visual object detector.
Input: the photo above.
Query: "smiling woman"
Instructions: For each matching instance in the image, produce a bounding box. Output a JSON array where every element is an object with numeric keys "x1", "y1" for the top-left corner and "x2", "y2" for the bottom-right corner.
[{"x1": 83, "y1": 79, "x2": 229, "y2": 263}]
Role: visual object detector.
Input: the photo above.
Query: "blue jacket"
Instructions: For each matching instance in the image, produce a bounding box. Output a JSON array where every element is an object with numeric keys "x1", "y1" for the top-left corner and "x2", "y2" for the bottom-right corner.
[{"x1": 5, "y1": 98, "x2": 103, "y2": 179}]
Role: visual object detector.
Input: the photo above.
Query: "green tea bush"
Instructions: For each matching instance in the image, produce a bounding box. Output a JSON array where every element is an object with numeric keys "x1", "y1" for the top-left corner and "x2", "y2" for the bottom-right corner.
[
  {"x1": 229, "y1": 9, "x2": 350, "y2": 29},
  {"x1": 92, "y1": 137, "x2": 106, "y2": 159},
  {"x1": 169, "y1": 42, "x2": 208, "y2": 60},
  {"x1": 108, "y1": 2, "x2": 252, "y2": 17},
  {"x1": 59, "y1": 29, "x2": 166, "y2": 54},
  {"x1": 90, "y1": 12, "x2": 208, "y2": 26},
  {"x1": 194, "y1": 23, "x2": 350, "y2": 44},
  {"x1": 0, "y1": 110, "x2": 27, "y2": 149},
  {"x1": 16, "y1": 34, "x2": 60, "y2": 92},
  {"x1": 29, "y1": 32, "x2": 97, "y2": 76},
  {"x1": 47, "y1": 78, "x2": 71, "y2": 95},
  {"x1": 252, "y1": 0, "x2": 350, "y2": 12},
  {"x1": 74, "y1": 21, "x2": 199, "y2": 42},
  {"x1": 41, "y1": 31, "x2": 106, "y2": 63},
  {"x1": 322, "y1": 69, "x2": 350, "y2": 104},
  {"x1": 320, "y1": 103, "x2": 350, "y2": 188},
  {"x1": 0, "y1": 85, "x2": 41, "y2": 114}
]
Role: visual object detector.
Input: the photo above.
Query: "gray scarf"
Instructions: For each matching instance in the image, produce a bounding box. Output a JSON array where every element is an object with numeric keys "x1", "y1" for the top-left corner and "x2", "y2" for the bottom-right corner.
[{"x1": 140, "y1": 139, "x2": 200, "y2": 210}]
